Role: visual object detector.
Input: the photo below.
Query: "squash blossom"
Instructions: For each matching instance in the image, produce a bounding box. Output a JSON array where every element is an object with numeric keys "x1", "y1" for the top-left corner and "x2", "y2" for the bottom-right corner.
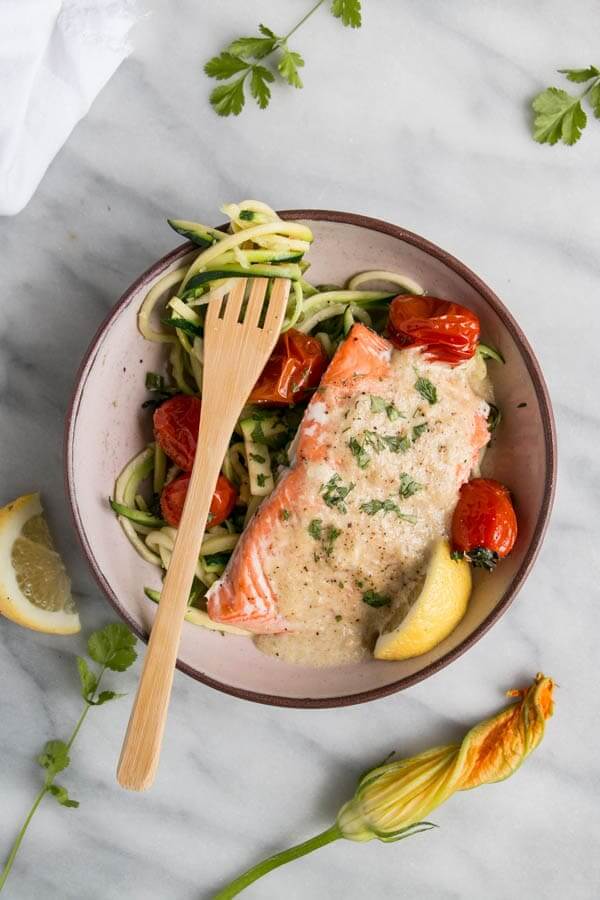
[{"x1": 214, "y1": 674, "x2": 554, "y2": 899}]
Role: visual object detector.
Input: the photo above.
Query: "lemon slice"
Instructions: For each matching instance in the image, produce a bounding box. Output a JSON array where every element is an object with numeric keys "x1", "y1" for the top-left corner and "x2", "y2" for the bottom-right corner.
[
  {"x1": 0, "y1": 493, "x2": 80, "y2": 634},
  {"x1": 374, "y1": 538, "x2": 471, "y2": 661}
]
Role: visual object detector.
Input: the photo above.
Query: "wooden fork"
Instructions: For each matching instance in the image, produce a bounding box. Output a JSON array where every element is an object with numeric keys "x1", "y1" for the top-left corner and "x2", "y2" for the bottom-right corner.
[{"x1": 117, "y1": 277, "x2": 290, "y2": 791}]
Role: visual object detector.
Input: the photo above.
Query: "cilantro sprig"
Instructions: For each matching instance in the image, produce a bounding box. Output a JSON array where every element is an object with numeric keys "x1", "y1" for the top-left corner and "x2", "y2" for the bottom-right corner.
[
  {"x1": 204, "y1": 0, "x2": 363, "y2": 116},
  {"x1": 532, "y1": 66, "x2": 600, "y2": 146},
  {"x1": 0, "y1": 624, "x2": 137, "y2": 893}
]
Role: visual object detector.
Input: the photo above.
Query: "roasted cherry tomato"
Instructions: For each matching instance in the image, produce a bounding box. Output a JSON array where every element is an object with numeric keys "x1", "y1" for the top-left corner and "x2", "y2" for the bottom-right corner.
[
  {"x1": 388, "y1": 295, "x2": 480, "y2": 364},
  {"x1": 451, "y1": 478, "x2": 517, "y2": 570},
  {"x1": 249, "y1": 328, "x2": 328, "y2": 406},
  {"x1": 153, "y1": 394, "x2": 201, "y2": 471},
  {"x1": 160, "y1": 472, "x2": 237, "y2": 528}
]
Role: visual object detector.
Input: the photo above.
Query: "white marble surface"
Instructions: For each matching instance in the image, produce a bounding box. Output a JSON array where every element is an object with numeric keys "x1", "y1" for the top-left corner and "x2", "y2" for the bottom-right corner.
[{"x1": 1, "y1": 1, "x2": 600, "y2": 897}]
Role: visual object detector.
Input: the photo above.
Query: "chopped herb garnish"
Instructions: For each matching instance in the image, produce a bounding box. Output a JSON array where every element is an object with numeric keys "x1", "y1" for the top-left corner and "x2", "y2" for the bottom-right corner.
[
  {"x1": 239, "y1": 209, "x2": 255, "y2": 221},
  {"x1": 398, "y1": 473, "x2": 424, "y2": 498},
  {"x1": 362, "y1": 589, "x2": 392, "y2": 608},
  {"x1": 249, "y1": 452, "x2": 267, "y2": 464},
  {"x1": 364, "y1": 430, "x2": 411, "y2": 454},
  {"x1": 142, "y1": 371, "x2": 175, "y2": 409},
  {"x1": 450, "y1": 550, "x2": 464, "y2": 562},
  {"x1": 323, "y1": 526, "x2": 341, "y2": 558},
  {"x1": 335, "y1": 614, "x2": 343, "y2": 622},
  {"x1": 250, "y1": 421, "x2": 266, "y2": 443},
  {"x1": 370, "y1": 395, "x2": 404, "y2": 421},
  {"x1": 321, "y1": 474, "x2": 355, "y2": 513},
  {"x1": 412, "y1": 423, "x2": 428, "y2": 441},
  {"x1": 414, "y1": 376, "x2": 438, "y2": 405},
  {"x1": 280, "y1": 508, "x2": 290, "y2": 521},
  {"x1": 145, "y1": 372, "x2": 166, "y2": 392},
  {"x1": 308, "y1": 518, "x2": 340, "y2": 559},
  {"x1": 308, "y1": 519, "x2": 322, "y2": 540},
  {"x1": 369, "y1": 395, "x2": 387, "y2": 413},
  {"x1": 487, "y1": 404, "x2": 502, "y2": 433},
  {"x1": 360, "y1": 498, "x2": 417, "y2": 523},
  {"x1": 349, "y1": 437, "x2": 370, "y2": 469},
  {"x1": 256, "y1": 473, "x2": 267, "y2": 487},
  {"x1": 250, "y1": 420, "x2": 289, "y2": 450}
]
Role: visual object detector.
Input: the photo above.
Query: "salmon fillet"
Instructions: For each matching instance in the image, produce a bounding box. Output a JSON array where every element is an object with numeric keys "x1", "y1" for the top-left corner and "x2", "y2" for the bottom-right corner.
[{"x1": 207, "y1": 323, "x2": 489, "y2": 637}]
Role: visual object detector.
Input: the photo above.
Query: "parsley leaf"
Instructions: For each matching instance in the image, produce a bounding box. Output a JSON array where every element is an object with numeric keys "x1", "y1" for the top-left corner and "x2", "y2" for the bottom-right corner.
[
  {"x1": 398, "y1": 474, "x2": 423, "y2": 498},
  {"x1": 589, "y1": 83, "x2": 600, "y2": 117},
  {"x1": 362, "y1": 589, "x2": 392, "y2": 608},
  {"x1": 331, "y1": 0, "x2": 362, "y2": 28},
  {"x1": 531, "y1": 66, "x2": 600, "y2": 145},
  {"x1": 205, "y1": 5, "x2": 362, "y2": 116},
  {"x1": 77, "y1": 657, "x2": 98, "y2": 702},
  {"x1": 228, "y1": 29, "x2": 276, "y2": 60},
  {"x1": 87, "y1": 623, "x2": 137, "y2": 672},
  {"x1": 559, "y1": 66, "x2": 600, "y2": 84},
  {"x1": 209, "y1": 77, "x2": 247, "y2": 117},
  {"x1": 38, "y1": 741, "x2": 70, "y2": 779},
  {"x1": 250, "y1": 65, "x2": 275, "y2": 110},
  {"x1": 415, "y1": 377, "x2": 438, "y2": 405},
  {"x1": 321, "y1": 474, "x2": 355, "y2": 513},
  {"x1": 249, "y1": 452, "x2": 266, "y2": 464},
  {"x1": 256, "y1": 473, "x2": 267, "y2": 487},
  {"x1": 532, "y1": 87, "x2": 587, "y2": 145},
  {"x1": 280, "y1": 508, "x2": 290, "y2": 521},
  {"x1": 204, "y1": 52, "x2": 249, "y2": 80},
  {"x1": 412, "y1": 423, "x2": 428, "y2": 441},
  {"x1": 1, "y1": 623, "x2": 138, "y2": 891},
  {"x1": 47, "y1": 784, "x2": 79, "y2": 809},
  {"x1": 278, "y1": 47, "x2": 304, "y2": 89}
]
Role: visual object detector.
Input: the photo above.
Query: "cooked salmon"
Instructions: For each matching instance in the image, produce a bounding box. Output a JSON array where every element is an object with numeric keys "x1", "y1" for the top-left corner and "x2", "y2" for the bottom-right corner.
[{"x1": 207, "y1": 323, "x2": 490, "y2": 664}]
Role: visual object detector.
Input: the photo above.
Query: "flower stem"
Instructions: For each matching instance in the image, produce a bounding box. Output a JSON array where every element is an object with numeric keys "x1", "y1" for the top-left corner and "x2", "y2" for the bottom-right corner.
[{"x1": 213, "y1": 824, "x2": 342, "y2": 899}]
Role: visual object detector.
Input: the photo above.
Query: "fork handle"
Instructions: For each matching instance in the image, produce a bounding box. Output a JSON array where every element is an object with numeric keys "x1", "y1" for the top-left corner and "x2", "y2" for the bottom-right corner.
[{"x1": 117, "y1": 411, "x2": 235, "y2": 791}]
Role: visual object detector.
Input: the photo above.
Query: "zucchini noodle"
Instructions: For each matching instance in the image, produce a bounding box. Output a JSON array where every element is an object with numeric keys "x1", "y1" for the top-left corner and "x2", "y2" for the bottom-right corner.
[{"x1": 112, "y1": 200, "x2": 425, "y2": 633}]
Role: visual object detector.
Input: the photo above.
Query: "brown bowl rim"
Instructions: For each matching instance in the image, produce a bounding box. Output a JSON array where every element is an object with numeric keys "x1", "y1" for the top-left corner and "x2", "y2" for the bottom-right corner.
[{"x1": 64, "y1": 209, "x2": 557, "y2": 708}]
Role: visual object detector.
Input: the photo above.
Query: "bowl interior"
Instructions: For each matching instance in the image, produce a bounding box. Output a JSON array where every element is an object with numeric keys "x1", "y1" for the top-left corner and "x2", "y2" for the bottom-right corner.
[{"x1": 66, "y1": 214, "x2": 554, "y2": 706}]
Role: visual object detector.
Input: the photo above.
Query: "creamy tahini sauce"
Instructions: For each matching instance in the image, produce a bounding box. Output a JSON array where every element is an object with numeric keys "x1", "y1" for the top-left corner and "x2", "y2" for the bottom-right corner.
[{"x1": 255, "y1": 348, "x2": 490, "y2": 667}]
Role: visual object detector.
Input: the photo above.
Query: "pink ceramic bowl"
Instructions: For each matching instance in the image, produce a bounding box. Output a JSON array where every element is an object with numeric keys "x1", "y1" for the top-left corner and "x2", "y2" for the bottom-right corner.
[{"x1": 65, "y1": 211, "x2": 556, "y2": 707}]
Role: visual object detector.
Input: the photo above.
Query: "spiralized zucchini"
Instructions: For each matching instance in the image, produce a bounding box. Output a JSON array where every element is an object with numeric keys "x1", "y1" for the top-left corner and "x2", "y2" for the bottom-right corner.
[{"x1": 112, "y1": 200, "x2": 425, "y2": 633}]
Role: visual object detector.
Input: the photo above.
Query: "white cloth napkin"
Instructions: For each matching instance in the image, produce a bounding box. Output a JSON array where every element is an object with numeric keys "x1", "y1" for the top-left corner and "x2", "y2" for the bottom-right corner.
[{"x1": 0, "y1": 0, "x2": 139, "y2": 216}]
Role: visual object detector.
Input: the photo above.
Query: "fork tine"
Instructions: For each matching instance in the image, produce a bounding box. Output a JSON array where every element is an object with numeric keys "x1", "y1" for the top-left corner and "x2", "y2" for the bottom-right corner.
[
  {"x1": 243, "y1": 278, "x2": 268, "y2": 329},
  {"x1": 263, "y1": 279, "x2": 290, "y2": 334},
  {"x1": 222, "y1": 278, "x2": 247, "y2": 324}
]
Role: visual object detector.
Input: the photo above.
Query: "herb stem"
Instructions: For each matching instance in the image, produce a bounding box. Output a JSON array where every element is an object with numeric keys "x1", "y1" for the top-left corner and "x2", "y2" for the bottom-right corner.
[
  {"x1": 284, "y1": 0, "x2": 327, "y2": 41},
  {"x1": 0, "y1": 665, "x2": 107, "y2": 892},
  {"x1": 0, "y1": 786, "x2": 47, "y2": 892},
  {"x1": 66, "y1": 667, "x2": 105, "y2": 751},
  {"x1": 213, "y1": 824, "x2": 342, "y2": 899}
]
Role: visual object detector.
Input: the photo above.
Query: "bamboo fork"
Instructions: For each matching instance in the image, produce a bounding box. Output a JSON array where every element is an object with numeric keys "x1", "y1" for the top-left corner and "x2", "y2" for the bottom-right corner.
[{"x1": 117, "y1": 277, "x2": 290, "y2": 791}]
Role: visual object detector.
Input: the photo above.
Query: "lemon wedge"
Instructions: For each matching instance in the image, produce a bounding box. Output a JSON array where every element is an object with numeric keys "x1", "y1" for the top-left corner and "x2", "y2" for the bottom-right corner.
[
  {"x1": 374, "y1": 538, "x2": 471, "y2": 661},
  {"x1": 0, "y1": 493, "x2": 80, "y2": 634}
]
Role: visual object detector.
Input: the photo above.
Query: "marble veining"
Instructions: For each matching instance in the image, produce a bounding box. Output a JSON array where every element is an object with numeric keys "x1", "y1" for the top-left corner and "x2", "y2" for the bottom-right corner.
[{"x1": 1, "y1": 0, "x2": 600, "y2": 897}]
